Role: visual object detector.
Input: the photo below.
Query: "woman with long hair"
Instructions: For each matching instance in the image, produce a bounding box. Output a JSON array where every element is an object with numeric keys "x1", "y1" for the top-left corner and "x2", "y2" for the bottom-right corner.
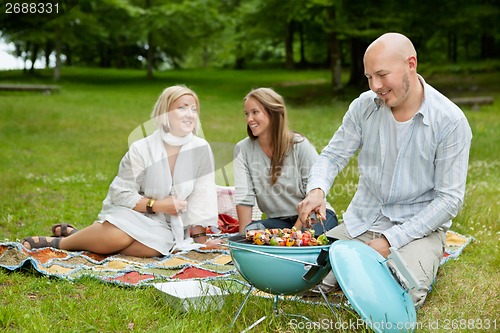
[{"x1": 233, "y1": 87, "x2": 338, "y2": 234}]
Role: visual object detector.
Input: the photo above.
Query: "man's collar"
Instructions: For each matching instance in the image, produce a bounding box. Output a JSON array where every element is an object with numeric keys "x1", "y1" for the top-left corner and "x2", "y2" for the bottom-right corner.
[
  {"x1": 372, "y1": 74, "x2": 430, "y2": 126},
  {"x1": 416, "y1": 75, "x2": 430, "y2": 126}
]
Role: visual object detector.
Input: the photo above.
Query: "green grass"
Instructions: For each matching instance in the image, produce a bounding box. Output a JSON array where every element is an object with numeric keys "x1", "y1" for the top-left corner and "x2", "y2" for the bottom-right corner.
[{"x1": 0, "y1": 66, "x2": 499, "y2": 332}]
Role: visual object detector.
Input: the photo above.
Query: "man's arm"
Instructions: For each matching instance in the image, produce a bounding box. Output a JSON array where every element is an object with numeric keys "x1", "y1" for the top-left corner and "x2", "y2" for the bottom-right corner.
[{"x1": 299, "y1": 100, "x2": 364, "y2": 223}]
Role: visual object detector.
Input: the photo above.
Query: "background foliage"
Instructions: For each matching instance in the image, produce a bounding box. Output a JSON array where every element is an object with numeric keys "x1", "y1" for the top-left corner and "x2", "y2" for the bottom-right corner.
[{"x1": 1, "y1": 0, "x2": 499, "y2": 88}]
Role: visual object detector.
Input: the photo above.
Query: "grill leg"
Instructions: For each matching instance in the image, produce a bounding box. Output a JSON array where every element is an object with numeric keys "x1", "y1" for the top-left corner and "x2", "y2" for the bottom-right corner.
[
  {"x1": 230, "y1": 284, "x2": 255, "y2": 328},
  {"x1": 274, "y1": 294, "x2": 312, "y2": 322},
  {"x1": 231, "y1": 287, "x2": 338, "y2": 331},
  {"x1": 273, "y1": 295, "x2": 280, "y2": 315},
  {"x1": 317, "y1": 285, "x2": 338, "y2": 315}
]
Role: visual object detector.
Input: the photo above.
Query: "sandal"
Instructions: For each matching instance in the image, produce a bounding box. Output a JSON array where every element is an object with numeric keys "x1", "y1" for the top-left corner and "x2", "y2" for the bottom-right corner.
[
  {"x1": 22, "y1": 236, "x2": 61, "y2": 250},
  {"x1": 51, "y1": 223, "x2": 78, "y2": 237}
]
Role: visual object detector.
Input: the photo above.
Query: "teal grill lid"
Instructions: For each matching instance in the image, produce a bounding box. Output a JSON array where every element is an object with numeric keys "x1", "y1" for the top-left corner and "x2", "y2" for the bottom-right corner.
[{"x1": 329, "y1": 240, "x2": 417, "y2": 333}]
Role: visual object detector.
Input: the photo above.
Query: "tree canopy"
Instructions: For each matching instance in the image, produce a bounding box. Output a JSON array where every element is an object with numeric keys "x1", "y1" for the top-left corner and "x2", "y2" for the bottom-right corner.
[{"x1": 1, "y1": 0, "x2": 498, "y2": 89}]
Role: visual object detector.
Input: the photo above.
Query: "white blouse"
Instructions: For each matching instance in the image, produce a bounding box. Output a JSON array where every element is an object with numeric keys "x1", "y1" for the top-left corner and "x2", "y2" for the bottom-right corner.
[{"x1": 96, "y1": 129, "x2": 217, "y2": 254}]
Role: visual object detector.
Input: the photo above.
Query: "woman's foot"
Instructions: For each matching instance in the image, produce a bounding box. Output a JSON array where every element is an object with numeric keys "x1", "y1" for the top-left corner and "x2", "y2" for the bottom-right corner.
[
  {"x1": 22, "y1": 236, "x2": 61, "y2": 250},
  {"x1": 51, "y1": 223, "x2": 78, "y2": 237}
]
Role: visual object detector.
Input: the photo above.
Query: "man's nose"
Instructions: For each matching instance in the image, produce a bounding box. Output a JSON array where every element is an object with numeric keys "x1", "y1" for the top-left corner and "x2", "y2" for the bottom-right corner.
[{"x1": 370, "y1": 77, "x2": 383, "y2": 91}]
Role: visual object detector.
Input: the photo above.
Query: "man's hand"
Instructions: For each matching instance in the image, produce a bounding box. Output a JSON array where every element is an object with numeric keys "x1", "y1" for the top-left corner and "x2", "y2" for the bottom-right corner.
[
  {"x1": 297, "y1": 188, "x2": 326, "y2": 228},
  {"x1": 366, "y1": 236, "x2": 391, "y2": 258}
]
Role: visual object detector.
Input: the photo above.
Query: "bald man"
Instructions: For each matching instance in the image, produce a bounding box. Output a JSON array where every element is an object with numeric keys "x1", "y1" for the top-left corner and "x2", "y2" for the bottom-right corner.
[{"x1": 298, "y1": 33, "x2": 472, "y2": 308}]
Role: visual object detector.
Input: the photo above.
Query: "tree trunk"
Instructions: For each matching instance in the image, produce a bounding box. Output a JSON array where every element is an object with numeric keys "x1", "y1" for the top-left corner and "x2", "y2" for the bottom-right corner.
[
  {"x1": 65, "y1": 46, "x2": 72, "y2": 66},
  {"x1": 29, "y1": 43, "x2": 39, "y2": 74},
  {"x1": 285, "y1": 20, "x2": 294, "y2": 70},
  {"x1": 145, "y1": 0, "x2": 154, "y2": 78},
  {"x1": 99, "y1": 44, "x2": 111, "y2": 67},
  {"x1": 146, "y1": 32, "x2": 155, "y2": 80},
  {"x1": 146, "y1": 32, "x2": 154, "y2": 79},
  {"x1": 116, "y1": 44, "x2": 124, "y2": 69},
  {"x1": 327, "y1": 8, "x2": 341, "y2": 94},
  {"x1": 233, "y1": 21, "x2": 245, "y2": 69},
  {"x1": 53, "y1": 29, "x2": 62, "y2": 81},
  {"x1": 348, "y1": 37, "x2": 369, "y2": 89},
  {"x1": 234, "y1": 51, "x2": 245, "y2": 69},
  {"x1": 202, "y1": 44, "x2": 210, "y2": 68},
  {"x1": 481, "y1": 33, "x2": 495, "y2": 59},
  {"x1": 329, "y1": 35, "x2": 342, "y2": 93},
  {"x1": 23, "y1": 41, "x2": 30, "y2": 73},
  {"x1": 448, "y1": 31, "x2": 457, "y2": 63},
  {"x1": 298, "y1": 23, "x2": 307, "y2": 68},
  {"x1": 44, "y1": 41, "x2": 52, "y2": 68}
]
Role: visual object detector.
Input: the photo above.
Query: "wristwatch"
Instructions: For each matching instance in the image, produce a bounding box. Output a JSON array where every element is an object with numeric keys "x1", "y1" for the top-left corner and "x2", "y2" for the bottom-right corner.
[{"x1": 146, "y1": 198, "x2": 156, "y2": 214}]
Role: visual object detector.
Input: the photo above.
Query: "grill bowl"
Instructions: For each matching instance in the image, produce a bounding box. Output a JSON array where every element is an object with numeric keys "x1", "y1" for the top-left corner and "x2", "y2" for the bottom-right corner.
[{"x1": 228, "y1": 235, "x2": 331, "y2": 295}]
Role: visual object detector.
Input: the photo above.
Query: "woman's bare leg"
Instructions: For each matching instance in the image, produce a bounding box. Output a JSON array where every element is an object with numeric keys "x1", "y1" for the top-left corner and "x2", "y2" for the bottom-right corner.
[
  {"x1": 23, "y1": 221, "x2": 163, "y2": 257},
  {"x1": 118, "y1": 241, "x2": 162, "y2": 257},
  {"x1": 58, "y1": 221, "x2": 134, "y2": 254},
  {"x1": 60, "y1": 222, "x2": 161, "y2": 256}
]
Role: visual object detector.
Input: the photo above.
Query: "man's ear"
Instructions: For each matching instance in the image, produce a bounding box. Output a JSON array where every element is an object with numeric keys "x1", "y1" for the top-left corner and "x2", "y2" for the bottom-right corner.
[{"x1": 406, "y1": 55, "x2": 417, "y2": 71}]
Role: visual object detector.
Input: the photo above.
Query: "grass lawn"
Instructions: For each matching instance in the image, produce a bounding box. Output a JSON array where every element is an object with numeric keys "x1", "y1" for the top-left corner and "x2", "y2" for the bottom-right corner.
[{"x1": 0, "y1": 66, "x2": 499, "y2": 332}]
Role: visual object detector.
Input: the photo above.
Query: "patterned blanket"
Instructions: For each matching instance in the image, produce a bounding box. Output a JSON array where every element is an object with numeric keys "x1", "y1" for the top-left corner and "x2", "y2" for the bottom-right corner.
[
  {"x1": 0, "y1": 241, "x2": 238, "y2": 286},
  {"x1": 0, "y1": 231, "x2": 472, "y2": 287}
]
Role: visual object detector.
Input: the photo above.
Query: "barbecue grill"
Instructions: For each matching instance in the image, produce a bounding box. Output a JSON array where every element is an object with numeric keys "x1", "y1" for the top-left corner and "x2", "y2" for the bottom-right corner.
[{"x1": 227, "y1": 235, "x2": 418, "y2": 333}]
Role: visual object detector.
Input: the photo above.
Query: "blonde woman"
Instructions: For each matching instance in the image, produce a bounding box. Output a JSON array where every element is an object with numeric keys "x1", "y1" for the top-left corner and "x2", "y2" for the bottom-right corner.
[
  {"x1": 234, "y1": 87, "x2": 338, "y2": 234},
  {"x1": 23, "y1": 85, "x2": 220, "y2": 255}
]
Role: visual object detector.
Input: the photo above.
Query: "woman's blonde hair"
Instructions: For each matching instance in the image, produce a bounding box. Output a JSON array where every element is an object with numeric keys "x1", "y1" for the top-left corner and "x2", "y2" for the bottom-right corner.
[
  {"x1": 245, "y1": 87, "x2": 300, "y2": 185},
  {"x1": 151, "y1": 85, "x2": 201, "y2": 134}
]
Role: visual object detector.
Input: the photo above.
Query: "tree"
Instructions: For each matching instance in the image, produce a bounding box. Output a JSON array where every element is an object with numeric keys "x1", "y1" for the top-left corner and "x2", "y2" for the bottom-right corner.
[
  {"x1": 136, "y1": 0, "x2": 223, "y2": 77},
  {"x1": 1, "y1": 0, "x2": 497, "y2": 87}
]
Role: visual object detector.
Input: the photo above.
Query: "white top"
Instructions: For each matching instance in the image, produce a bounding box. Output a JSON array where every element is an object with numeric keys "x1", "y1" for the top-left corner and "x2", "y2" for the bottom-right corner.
[
  {"x1": 380, "y1": 111, "x2": 414, "y2": 202},
  {"x1": 97, "y1": 129, "x2": 218, "y2": 254},
  {"x1": 371, "y1": 111, "x2": 414, "y2": 233}
]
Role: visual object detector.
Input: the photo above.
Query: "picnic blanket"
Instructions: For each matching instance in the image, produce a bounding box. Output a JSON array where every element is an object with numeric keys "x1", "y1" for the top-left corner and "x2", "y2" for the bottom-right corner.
[
  {"x1": 0, "y1": 230, "x2": 472, "y2": 287},
  {"x1": 0, "y1": 241, "x2": 238, "y2": 286}
]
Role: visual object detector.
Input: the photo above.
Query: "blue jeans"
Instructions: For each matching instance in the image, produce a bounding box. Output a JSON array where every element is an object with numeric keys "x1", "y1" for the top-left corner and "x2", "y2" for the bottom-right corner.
[{"x1": 245, "y1": 209, "x2": 338, "y2": 235}]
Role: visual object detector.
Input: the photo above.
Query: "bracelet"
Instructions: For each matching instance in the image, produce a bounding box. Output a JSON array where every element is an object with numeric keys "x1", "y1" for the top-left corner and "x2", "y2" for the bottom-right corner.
[
  {"x1": 191, "y1": 232, "x2": 206, "y2": 239},
  {"x1": 146, "y1": 198, "x2": 156, "y2": 214}
]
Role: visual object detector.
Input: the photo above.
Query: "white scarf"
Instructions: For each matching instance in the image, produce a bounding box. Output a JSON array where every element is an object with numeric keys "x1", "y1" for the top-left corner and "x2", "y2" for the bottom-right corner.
[
  {"x1": 159, "y1": 128, "x2": 200, "y2": 252},
  {"x1": 170, "y1": 186, "x2": 203, "y2": 253},
  {"x1": 160, "y1": 128, "x2": 194, "y2": 146}
]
